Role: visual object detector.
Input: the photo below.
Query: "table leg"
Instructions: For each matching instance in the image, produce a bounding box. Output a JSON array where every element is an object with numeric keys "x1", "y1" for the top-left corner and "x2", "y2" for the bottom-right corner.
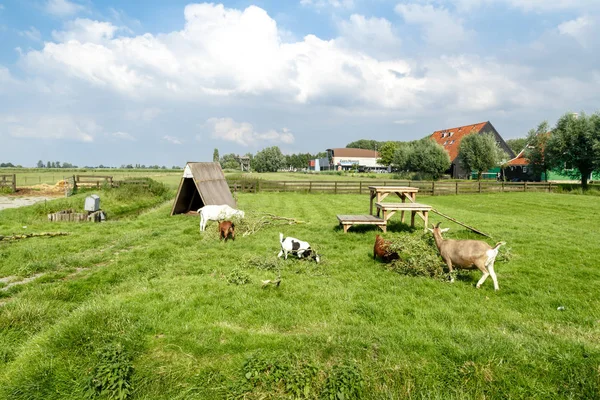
[
  {"x1": 400, "y1": 193, "x2": 406, "y2": 223},
  {"x1": 423, "y1": 211, "x2": 429, "y2": 233}
]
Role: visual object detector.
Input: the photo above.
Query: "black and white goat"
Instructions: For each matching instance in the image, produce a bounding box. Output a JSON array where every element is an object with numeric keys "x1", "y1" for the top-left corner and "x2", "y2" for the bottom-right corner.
[{"x1": 278, "y1": 233, "x2": 320, "y2": 263}]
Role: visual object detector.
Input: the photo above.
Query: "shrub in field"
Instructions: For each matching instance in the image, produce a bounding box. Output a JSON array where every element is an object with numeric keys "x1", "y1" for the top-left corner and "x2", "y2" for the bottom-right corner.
[
  {"x1": 227, "y1": 268, "x2": 251, "y2": 285},
  {"x1": 85, "y1": 343, "x2": 134, "y2": 400},
  {"x1": 322, "y1": 363, "x2": 364, "y2": 400}
]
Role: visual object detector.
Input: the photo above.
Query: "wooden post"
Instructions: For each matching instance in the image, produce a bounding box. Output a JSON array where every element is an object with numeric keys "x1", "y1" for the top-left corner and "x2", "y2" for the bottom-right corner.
[
  {"x1": 258, "y1": 180, "x2": 262, "y2": 192},
  {"x1": 359, "y1": 181, "x2": 362, "y2": 194},
  {"x1": 12, "y1": 174, "x2": 16, "y2": 192},
  {"x1": 283, "y1": 181, "x2": 287, "y2": 192},
  {"x1": 432, "y1": 181, "x2": 435, "y2": 196},
  {"x1": 455, "y1": 181, "x2": 459, "y2": 195},
  {"x1": 309, "y1": 181, "x2": 312, "y2": 193},
  {"x1": 524, "y1": 182, "x2": 528, "y2": 192},
  {"x1": 502, "y1": 181, "x2": 504, "y2": 192},
  {"x1": 334, "y1": 181, "x2": 338, "y2": 194},
  {"x1": 478, "y1": 181, "x2": 482, "y2": 193}
]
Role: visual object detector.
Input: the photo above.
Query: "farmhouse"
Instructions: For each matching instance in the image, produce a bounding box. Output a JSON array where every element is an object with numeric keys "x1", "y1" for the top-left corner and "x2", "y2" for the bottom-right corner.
[
  {"x1": 314, "y1": 148, "x2": 385, "y2": 172},
  {"x1": 504, "y1": 148, "x2": 540, "y2": 182},
  {"x1": 171, "y1": 162, "x2": 236, "y2": 215},
  {"x1": 430, "y1": 121, "x2": 514, "y2": 179}
]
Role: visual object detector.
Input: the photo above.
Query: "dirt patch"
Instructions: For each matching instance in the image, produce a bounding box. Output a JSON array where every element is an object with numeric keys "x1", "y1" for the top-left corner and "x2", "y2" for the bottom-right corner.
[{"x1": 0, "y1": 196, "x2": 57, "y2": 211}]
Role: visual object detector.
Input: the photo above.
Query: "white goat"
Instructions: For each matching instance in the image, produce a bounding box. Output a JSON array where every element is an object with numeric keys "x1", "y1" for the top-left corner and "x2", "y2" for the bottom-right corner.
[
  {"x1": 278, "y1": 233, "x2": 320, "y2": 263},
  {"x1": 428, "y1": 222, "x2": 505, "y2": 290},
  {"x1": 198, "y1": 205, "x2": 244, "y2": 232}
]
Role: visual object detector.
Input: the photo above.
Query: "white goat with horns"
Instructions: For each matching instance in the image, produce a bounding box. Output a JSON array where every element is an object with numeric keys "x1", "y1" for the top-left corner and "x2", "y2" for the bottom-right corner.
[{"x1": 428, "y1": 222, "x2": 505, "y2": 290}]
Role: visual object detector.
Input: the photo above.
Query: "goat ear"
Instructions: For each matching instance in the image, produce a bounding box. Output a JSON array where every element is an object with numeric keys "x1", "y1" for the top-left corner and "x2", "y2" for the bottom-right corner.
[
  {"x1": 440, "y1": 228, "x2": 450, "y2": 233},
  {"x1": 427, "y1": 228, "x2": 433, "y2": 233}
]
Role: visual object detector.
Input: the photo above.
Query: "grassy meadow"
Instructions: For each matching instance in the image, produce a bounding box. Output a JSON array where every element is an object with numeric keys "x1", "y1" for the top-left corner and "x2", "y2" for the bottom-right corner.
[{"x1": 0, "y1": 186, "x2": 599, "y2": 399}]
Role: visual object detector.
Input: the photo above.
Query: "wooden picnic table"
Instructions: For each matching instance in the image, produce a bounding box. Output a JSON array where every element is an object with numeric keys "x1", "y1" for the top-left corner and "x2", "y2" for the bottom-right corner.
[
  {"x1": 369, "y1": 186, "x2": 419, "y2": 215},
  {"x1": 375, "y1": 202, "x2": 431, "y2": 233}
]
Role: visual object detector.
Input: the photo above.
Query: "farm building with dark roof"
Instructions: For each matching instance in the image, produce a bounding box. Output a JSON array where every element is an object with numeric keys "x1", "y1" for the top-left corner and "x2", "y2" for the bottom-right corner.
[{"x1": 430, "y1": 121, "x2": 514, "y2": 178}]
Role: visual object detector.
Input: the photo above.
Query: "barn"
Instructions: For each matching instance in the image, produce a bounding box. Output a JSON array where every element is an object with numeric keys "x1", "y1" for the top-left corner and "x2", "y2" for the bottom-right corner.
[
  {"x1": 170, "y1": 162, "x2": 236, "y2": 216},
  {"x1": 430, "y1": 121, "x2": 514, "y2": 179}
]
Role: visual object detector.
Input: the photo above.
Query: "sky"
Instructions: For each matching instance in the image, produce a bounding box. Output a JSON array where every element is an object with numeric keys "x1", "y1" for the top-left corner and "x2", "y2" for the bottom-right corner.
[{"x1": 0, "y1": 0, "x2": 599, "y2": 167}]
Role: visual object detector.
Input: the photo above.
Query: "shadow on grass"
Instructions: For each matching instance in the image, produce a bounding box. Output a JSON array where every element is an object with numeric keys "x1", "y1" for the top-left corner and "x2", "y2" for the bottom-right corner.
[{"x1": 332, "y1": 221, "x2": 417, "y2": 234}]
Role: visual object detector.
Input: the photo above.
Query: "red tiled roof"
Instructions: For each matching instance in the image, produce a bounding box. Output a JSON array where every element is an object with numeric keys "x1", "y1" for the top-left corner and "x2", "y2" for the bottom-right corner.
[
  {"x1": 328, "y1": 148, "x2": 380, "y2": 158},
  {"x1": 429, "y1": 122, "x2": 489, "y2": 161},
  {"x1": 507, "y1": 149, "x2": 529, "y2": 166}
]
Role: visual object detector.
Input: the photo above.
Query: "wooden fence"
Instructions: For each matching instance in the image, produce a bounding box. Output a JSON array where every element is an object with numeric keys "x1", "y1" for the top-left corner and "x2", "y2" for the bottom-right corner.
[
  {"x1": 228, "y1": 179, "x2": 597, "y2": 196},
  {"x1": 0, "y1": 174, "x2": 16, "y2": 192},
  {"x1": 75, "y1": 175, "x2": 113, "y2": 188}
]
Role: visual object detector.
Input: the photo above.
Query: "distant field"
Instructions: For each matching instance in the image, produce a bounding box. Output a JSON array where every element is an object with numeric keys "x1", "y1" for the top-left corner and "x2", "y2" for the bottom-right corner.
[
  {"x1": 3, "y1": 168, "x2": 401, "y2": 190},
  {"x1": 0, "y1": 189, "x2": 598, "y2": 399}
]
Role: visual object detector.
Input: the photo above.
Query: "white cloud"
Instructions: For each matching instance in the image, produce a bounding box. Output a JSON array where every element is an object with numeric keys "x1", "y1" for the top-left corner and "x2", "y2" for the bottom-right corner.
[
  {"x1": 0, "y1": 4, "x2": 5, "y2": 11},
  {"x1": 558, "y1": 16, "x2": 595, "y2": 47},
  {"x1": 112, "y1": 131, "x2": 135, "y2": 141},
  {"x1": 46, "y1": 0, "x2": 86, "y2": 17},
  {"x1": 336, "y1": 15, "x2": 401, "y2": 59},
  {"x1": 52, "y1": 19, "x2": 118, "y2": 43},
  {"x1": 1, "y1": 114, "x2": 98, "y2": 142},
  {"x1": 395, "y1": 3, "x2": 472, "y2": 48},
  {"x1": 19, "y1": 27, "x2": 42, "y2": 42},
  {"x1": 163, "y1": 135, "x2": 182, "y2": 144},
  {"x1": 300, "y1": 0, "x2": 354, "y2": 10},
  {"x1": 125, "y1": 107, "x2": 162, "y2": 122},
  {"x1": 428, "y1": 0, "x2": 600, "y2": 13},
  {"x1": 207, "y1": 118, "x2": 295, "y2": 146}
]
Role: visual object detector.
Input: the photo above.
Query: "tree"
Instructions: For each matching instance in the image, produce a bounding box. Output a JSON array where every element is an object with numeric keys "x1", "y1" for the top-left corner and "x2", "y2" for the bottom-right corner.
[
  {"x1": 505, "y1": 138, "x2": 527, "y2": 155},
  {"x1": 377, "y1": 141, "x2": 399, "y2": 167},
  {"x1": 392, "y1": 143, "x2": 412, "y2": 171},
  {"x1": 213, "y1": 148, "x2": 220, "y2": 163},
  {"x1": 220, "y1": 153, "x2": 240, "y2": 170},
  {"x1": 37, "y1": 160, "x2": 44, "y2": 168},
  {"x1": 524, "y1": 121, "x2": 551, "y2": 182},
  {"x1": 253, "y1": 146, "x2": 285, "y2": 173},
  {"x1": 545, "y1": 112, "x2": 600, "y2": 190},
  {"x1": 459, "y1": 132, "x2": 506, "y2": 180},
  {"x1": 407, "y1": 139, "x2": 451, "y2": 180},
  {"x1": 345, "y1": 139, "x2": 380, "y2": 150}
]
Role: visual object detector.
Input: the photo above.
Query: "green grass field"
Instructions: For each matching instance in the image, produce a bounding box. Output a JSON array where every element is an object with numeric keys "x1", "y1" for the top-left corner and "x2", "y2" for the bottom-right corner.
[{"x1": 0, "y1": 187, "x2": 599, "y2": 399}]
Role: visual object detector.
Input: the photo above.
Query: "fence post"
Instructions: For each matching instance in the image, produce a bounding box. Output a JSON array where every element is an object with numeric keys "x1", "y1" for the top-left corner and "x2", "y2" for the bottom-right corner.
[
  {"x1": 335, "y1": 181, "x2": 338, "y2": 194},
  {"x1": 524, "y1": 182, "x2": 528, "y2": 192},
  {"x1": 432, "y1": 181, "x2": 435, "y2": 196},
  {"x1": 455, "y1": 182, "x2": 459, "y2": 195},
  {"x1": 359, "y1": 181, "x2": 362, "y2": 194},
  {"x1": 309, "y1": 181, "x2": 312, "y2": 193},
  {"x1": 478, "y1": 181, "x2": 482, "y2": 193},
  {"x1": 284, "y1": 181, "x2": 287, "y2": 192},
  {"x1": 258, "y1": 180, "x2": 262, "y2": 192}
]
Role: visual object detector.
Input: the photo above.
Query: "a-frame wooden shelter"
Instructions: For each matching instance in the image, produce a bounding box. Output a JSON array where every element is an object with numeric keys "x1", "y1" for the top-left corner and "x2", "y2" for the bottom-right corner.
[{"x1": 170, "y1": 162, "x2": 236, "y2": 216}]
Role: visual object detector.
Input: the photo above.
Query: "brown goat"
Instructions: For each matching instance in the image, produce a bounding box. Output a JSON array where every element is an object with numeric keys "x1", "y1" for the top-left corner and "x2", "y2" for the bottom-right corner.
[
  {"x1": 374, "y1": 234, "x2": 400, "y2": 263},
  {"x1": 428, "y1": 222, "x2": 505, "y2": 290},
  {"x1": 218, "y1": 221, "x2": 235, "y2": 241}
]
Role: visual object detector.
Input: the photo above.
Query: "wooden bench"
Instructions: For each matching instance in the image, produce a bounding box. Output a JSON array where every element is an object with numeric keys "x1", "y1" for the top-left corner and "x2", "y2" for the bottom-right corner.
[
  {"x1": 375, "y1": 202, "x2": 432, "y2": 232},
  {"x1": 337, "y1": 214, "x2": 387, "y2": 233}
]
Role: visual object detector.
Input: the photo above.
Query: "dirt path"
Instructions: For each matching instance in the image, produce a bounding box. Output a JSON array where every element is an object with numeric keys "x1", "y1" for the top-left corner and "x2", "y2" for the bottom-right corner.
[{"x1": 0, "y1": 196, "x2": 57, "y2": 211}]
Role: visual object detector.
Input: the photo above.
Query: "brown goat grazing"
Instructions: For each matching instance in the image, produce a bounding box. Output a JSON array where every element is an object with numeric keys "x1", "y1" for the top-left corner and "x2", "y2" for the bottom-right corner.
[
  {"x1": 374, "y1": 234, "x2": 400, "y2": 263},
  {"x1": 218, "y1": 221, "x2": 235, "y2": 241},
  {"x1": 428, "y1": 222, "x2": 505, "y2": 290}
]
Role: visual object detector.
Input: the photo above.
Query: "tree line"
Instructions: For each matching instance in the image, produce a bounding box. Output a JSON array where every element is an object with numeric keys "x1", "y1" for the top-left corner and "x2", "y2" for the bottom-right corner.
[{"x1": 213, "y1": 148, "x2": 327, "y2": 173}]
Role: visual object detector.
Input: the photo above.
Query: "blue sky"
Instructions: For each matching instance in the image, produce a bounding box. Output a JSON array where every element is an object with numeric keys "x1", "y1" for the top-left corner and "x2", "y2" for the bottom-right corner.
[{"x1": 1, "y1": 0, "x2": 599, "y2": 167}]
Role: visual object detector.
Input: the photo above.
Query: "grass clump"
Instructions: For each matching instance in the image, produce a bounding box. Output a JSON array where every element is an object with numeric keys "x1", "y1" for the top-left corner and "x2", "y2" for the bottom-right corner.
[
  {"x1": 227, "y1": 268, "x2": 251, "y2": 285},
  {"x1": 85, "y1": 343, "x2": 134, "y2": 400},
  {"x1": 386, "y1": 233, "x2": 446, "y2": 279}
]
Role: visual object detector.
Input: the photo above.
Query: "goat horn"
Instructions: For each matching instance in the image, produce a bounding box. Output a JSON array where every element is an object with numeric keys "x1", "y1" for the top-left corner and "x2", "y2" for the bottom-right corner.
[{"x1": 435, "y1": 222, "x2": 442, "y2": 228}]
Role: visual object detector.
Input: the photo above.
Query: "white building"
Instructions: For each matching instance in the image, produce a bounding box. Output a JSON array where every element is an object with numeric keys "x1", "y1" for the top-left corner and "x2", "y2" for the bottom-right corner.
[{"x1": 308, "y1": 148, "x2": 384, "y2": 172}]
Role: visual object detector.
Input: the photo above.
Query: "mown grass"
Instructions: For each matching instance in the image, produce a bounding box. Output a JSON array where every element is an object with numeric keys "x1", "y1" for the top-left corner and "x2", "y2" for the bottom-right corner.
[{"x1": 0, "y1": 190, "x2": 599, "y2": 399}]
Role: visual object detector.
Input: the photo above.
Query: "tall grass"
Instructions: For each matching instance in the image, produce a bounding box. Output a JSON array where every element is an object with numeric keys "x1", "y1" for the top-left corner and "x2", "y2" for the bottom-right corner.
[{"x1": 0, "y1": 191, "x2": 599, "y2": 399}]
